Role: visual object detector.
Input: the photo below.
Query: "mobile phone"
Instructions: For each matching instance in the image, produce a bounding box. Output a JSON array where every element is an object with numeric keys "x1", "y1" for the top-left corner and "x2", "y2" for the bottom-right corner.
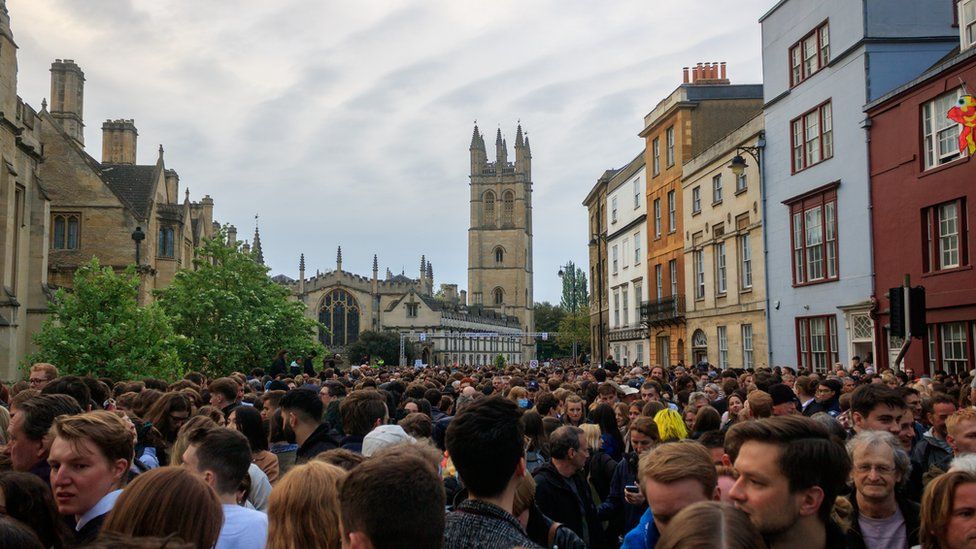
[{"x1": 625, "y1": 484, "x2": 640, "y2": 494}]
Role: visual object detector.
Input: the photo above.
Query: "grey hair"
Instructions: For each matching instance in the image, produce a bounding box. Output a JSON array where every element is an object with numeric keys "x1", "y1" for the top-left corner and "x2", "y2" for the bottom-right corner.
[
  {"x1": 705, "y1": 383, "x2": 723, "y2": 398},
  {"x1": 689, "y1": 391, "x2": 708, "y2": 403},
  {"x1": 950, "y1": 454, "x2": 976, "y2": 474},
  {"x1": 846, "y1": 431, "x2": 912, "y2": 484},
  {"x1": 549, "y1": 425, "x2": 584, "y2": 460}
]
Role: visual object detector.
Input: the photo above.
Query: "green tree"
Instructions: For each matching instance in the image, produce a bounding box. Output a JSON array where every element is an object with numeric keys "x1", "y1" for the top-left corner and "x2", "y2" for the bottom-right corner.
[
  {"x1": 494, "y1": 353, "x2": 507, "y2": 369},
  {"x1": 534, "y1": 301, "x2": 567, "y2": 359},
  {"x1": 560, "y1": 261, "x2": 588, "y2": 313},
  {"x1": 345, "y1": 330, "x2": 415, "y2": 366},
  {"x1": 555, "y1": 309, "x2": 591, "y2": 361},
  {"x1": 155, "y1": 234, "x2": 322, "y2": 377},
  {"x1": 28, "y1": 257, "x2": 184, "y2": 380}
]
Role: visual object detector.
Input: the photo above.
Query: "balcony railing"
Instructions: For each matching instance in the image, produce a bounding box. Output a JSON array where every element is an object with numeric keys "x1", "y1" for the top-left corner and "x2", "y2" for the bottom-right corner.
[{"x1": 640, "y1": 295, "x2": 686, "y2": 327}]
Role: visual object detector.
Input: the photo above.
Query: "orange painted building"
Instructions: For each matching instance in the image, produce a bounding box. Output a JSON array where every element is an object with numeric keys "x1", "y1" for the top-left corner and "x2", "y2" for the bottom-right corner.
[{"x1": 638, "y1": 63, "x2": 762, "y2": 367}]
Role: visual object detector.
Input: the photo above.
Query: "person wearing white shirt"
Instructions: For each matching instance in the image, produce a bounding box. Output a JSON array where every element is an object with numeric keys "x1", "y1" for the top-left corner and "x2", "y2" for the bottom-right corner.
[{"x1": 183, "y1": 428, "x2": 267, "y2": 549}]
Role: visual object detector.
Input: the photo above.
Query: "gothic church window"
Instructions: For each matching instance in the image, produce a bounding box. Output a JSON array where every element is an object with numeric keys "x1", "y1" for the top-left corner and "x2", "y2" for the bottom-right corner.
[
  {"x1": 493, "y1": 287, "x2": 504, "y2": 305},
  {"x1": 319, "y1": 289, "x2": 361, "y2": 347},
  {"x1": 495, "y1": 247, "x2": 504, "y2": 263},
  {"x1": 52, "y1": 213, "x2": 80, "y2": 250},
  {"x1": 484, "y1": 191, "x2": 496, "y2": 227},
  {"x1": 502, "y1": 191, "x2": 515, "y2": 226},
  {"x1": 158, "y1": 227, "x2": 175, "y2": 258}
]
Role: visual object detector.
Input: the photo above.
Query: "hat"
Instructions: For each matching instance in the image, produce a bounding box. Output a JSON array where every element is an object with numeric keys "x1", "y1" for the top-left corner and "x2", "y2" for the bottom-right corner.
[
  {"x1": 768, "y1": 383, "x2": 799, "y2": 406},
  {"x1": 527, "y1": 380, "x2": 540, "y2": 391},
  {"x1": 362, "y1": 425, "x2": 416, "y2": 457},
  {"x1": 627, "y1": 379, "x2": 642, "y2": 390},
  {"x1": 620, "y1": 386, "x2": 639, "y2": 397}
]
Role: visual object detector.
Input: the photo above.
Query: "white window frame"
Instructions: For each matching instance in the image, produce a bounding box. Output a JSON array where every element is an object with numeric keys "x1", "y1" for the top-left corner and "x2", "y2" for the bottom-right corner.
[
  {"x1": 613, "y1": 291, "x2": 620, "y2": 326},
  {"x1": 622, "y1": 287, "x2": 629, "y2": 325},
  {"x1": 715, "y1": 241, "x2": 727, "y2": 294},
  {"x1": 694, "y1": 250, "x2": 705, "y2": 299},
  {"x1": 739, "y1": 233, "x2": 753, "y2": 289},
  {"x1": 962, "y1": 0, "x2": 976, "y2": 50},
  {"x1": 692, "y1": 186, "x2": 701, "y2": 214},
  {"x1": 634, "y1": 232, "x2": 641, "y2": 264},
  {"x1": 652, "y1": 138, "x2": 661, "y2": 176},
  {"x1": 736, "y1": 173, "x2": 747, "y2": 193},
  {"x1": 923, "y1": 88, "x2": 965, "y2": 170},
  {"x1": 655, "y1": 264, "x2": 663, "y2": 300},
  {"x1": 653, "y1": 199, "x2": 662, "y2": 238},
  {"x1": 666, "y1": 126, "x2": 675, "y2": 167},
  {"x1": 741, "y1": 324, "x2": 754, "y2": 369},
  {"x1": 712, "y1": 174, "x2": 723, "y2": 204},
  {"x1": 611, "y1": 196, "x2": 619, "y2": 223},
  {"x1": 612, "y1": 245, "x2": 619, "y2": 274},
  {"x1": 938, "y1": 202, "x2": 960, "y2": 269},
  {"x1": 634, "y1": 179, "x2": 641, "y2": 208},
  {"x1": 667, "y1": 190, "x2": 676, "y2": 232},
  {"x1": 717, "y1": 326, "x2": 728, "y2": 369},
  {"x1": 669, "y1": 260, "x2": 678, "y2": 297}
]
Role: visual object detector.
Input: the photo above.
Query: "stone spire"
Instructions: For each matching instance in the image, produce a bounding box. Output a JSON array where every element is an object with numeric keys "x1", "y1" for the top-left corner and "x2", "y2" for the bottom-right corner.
[
  {"x1": 299, "y1": 253, "x2": 305, "y2": 272},
  {"x1": 420, "y1": 255, "x2": 426, "y2": 278},
  {"x1": 251, "y1": 215, "x2": 264, "y2": 265},
  {"x1": 427, "y1": 262, "x2": 433, "y2": 284},
  {"x1": 0, "y1": 0, "x2": 12, "y2": 43},
  {"x1": 515, "y1": 122, "x2": 524, "y2": 148},
  {"x1": 337, "y1": 246, "x2": 342, "y2": 271},
  {"x1": 470, "y1": 121, "x2": 487, "y2": 175},
  {"x1": 373, "y1": 254, "x2": 379, "y2": 274},
  {"x1": 299, "y1": 253, "x2": 306, "y2": 294}
]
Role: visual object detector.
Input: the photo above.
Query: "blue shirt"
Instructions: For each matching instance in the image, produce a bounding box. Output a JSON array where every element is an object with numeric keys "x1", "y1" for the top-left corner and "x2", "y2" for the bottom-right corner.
[
  {"x1": 621, "y1": 507, "x2": 660, "y2": 549},
  {"x1": 216, "y1": 503, "x2": 268, "y2": 549}
]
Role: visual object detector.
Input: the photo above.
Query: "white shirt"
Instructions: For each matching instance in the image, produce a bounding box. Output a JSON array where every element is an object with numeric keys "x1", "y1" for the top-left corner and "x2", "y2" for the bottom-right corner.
[
  {"x1": 76, "y1": 489, "x2": 123, "y2": 531},
  {"x1": 246, "y1": 463, "x2": 272, "y2": 512},
  {"x1": 217, "y1": 503, "x2": 268, "y2": 549}
]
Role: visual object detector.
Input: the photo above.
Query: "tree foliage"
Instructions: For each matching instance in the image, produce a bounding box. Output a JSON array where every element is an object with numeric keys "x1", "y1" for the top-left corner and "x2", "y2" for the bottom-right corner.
[
  {"x1": 28, "y1": 257, "x2": 184, "y2": 380},
  {"x1": 534, "y1": 301, "x2": 567, "y2": 360},
  {"x1": 155, "y1": 235, "x2": 322, "y2": 377},
  {"x1": 560, "y1": 261, "x2": 588, "y2": 313},
  {"x1": 555, "y1": 309, "x2": 591, "y2": 358},
  {"x1": 345, "y1": 330, "x2": 415, "y2": 366}
]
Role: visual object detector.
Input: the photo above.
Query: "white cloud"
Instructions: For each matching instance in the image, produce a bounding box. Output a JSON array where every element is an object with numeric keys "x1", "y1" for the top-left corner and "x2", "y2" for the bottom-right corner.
[{"x1": 11, "y1": 0, "x2": 768, "y2": 303}]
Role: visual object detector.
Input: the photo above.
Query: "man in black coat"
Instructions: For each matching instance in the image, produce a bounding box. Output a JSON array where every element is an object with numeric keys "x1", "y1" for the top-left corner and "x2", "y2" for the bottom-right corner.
[
  {"x1": 280, "y1": 389, "x2": 337, "y2": 462},
  {"x1": 533, "y1": 425, "x2": 604, "y2": 548}
]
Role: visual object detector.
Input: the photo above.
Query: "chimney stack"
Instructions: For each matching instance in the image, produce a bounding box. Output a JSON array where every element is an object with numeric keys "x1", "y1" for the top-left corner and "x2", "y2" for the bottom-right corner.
[
  {"x1": 101, "y1": 119, "x2": 138, "y2": 164},
  {"x1": 682, "y1": 67, "x2": 690, "y2": 83},
  {"x1": 689, "y1": 61, "x2": 731, "y2": 85},
  {"x1": 50, "y1": 59, "x2": 86, "y2": 146}
]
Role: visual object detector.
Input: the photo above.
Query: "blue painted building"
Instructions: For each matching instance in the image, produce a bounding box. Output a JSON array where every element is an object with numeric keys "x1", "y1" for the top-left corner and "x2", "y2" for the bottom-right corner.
[{"x1": 760, "y1": 0, "x2": 958, "y2": 371}]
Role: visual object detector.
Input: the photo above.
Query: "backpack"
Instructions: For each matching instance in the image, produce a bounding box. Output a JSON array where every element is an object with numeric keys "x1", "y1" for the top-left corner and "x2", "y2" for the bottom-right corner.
[
  {"x1": 547, "y1": 521, "x2": 587, "y2": 549},
  {"x1": 526, "y1": 449, "x2": 546, "y2": 474}
]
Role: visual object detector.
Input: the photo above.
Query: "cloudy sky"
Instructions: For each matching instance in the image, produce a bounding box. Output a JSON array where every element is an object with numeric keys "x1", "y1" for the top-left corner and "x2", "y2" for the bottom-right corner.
[{"x1": 12, "y1": 0, "x2": 769, "y2": 303}]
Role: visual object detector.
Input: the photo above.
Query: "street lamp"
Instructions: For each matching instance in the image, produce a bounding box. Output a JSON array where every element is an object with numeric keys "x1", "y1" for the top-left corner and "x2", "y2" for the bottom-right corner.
[
  {"x1": 131, "y1": 226, "x2": 145, "y2": 265},
  {"x1": 726, "y1": 134, "x2": 766, "y2": 176}
]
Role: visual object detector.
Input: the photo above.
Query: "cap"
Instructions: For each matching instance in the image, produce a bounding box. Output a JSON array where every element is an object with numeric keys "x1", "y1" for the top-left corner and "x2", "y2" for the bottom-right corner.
[
  {"x1": 620, "y1": 386, "x2": 639, "y2": 396},
  {"x1": 527, "y1": 380, "x2": 540, "y2": 391},
  {"x1": 362, "y1": 424, "x2": 416, "y2": 457}
]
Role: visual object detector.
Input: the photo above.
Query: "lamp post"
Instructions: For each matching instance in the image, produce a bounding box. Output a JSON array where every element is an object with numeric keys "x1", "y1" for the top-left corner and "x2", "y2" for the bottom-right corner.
[{"x1": 131, "y1": 226, "x2": 145, "y2": 265}]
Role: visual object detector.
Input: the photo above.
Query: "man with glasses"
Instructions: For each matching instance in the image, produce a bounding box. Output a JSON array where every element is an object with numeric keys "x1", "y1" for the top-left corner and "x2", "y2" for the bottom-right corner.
[
  {"x1": 28, "y1": 363, "x2": 58, "y2": 390},
  {"x1": 844, "y1": 431, "x2": 919, "y2": 548}
]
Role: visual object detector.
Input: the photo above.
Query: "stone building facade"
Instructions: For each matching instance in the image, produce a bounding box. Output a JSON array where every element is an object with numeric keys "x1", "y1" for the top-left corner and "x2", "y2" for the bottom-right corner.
[
  {"x1": 606, "y1": 153, "x2": 648, "y2": 368},
  {"x1": 639, "y1": 63, "x2": 762, "y2": 369},
  {"x1": 39, "y1": 60, "x2": 218, "y2": 304},
  {"x1": 0, "y1": 1, "x2": 53, "y2": 380},
  {"x1": 584, "y1": 171, "x2": 612, "y2": 365},
  {"x1": 682, "y1": 115, "x2": 767, "y2": 369},
  {"x1": 468, "y1": 124, "x2": 535, "y2": 359},
  {"x1": 280, "y1": 250, "x2": 524, "y2": 366}
]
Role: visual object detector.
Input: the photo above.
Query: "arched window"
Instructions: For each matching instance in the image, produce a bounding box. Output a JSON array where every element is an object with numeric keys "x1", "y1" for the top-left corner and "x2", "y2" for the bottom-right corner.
[
  {"x1": 319, "y1": 289, "x2": 361, "y2": 348},
  {"x1": 494, "y1": 246, "x2": 504, "y2": 263},
  {"x1": 51, "y1": 213, "x2": 80, "y2": 250},
  {"x1": 483, "y1": 191, "x2": 496, "y2": 227},
  {"x1": 493, "y1": 287, "x2": 504, "y2": 305},
  {"x1": 691, "y1": 329, "x2": 708, "y2": 365},
  {"x1": 502, "y1": 190, "x2": 515, "y2": 226},
  {"x1": 158, "y1": 227, "x2": 175, "y2": 258}
]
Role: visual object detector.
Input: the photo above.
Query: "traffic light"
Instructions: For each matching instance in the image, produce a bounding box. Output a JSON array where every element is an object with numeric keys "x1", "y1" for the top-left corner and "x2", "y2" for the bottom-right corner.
[{"x1": 888, "y1": 286, "x2": 926, "y2": 339}]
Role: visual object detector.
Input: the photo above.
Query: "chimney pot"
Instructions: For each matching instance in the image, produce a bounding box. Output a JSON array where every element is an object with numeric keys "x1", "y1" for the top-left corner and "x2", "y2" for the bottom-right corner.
[
  {"x1": 720, "y1": 61, "x2": 727, "y2": 80},
  {"x1": 683, "y1": 67, "x2": 689, "y2": 84}
]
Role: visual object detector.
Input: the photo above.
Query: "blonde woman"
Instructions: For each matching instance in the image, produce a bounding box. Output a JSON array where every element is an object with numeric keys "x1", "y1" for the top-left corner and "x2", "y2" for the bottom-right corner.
[
  {"x1": 581, "y1": 422, "x2": 617, "y2": 503},
  {"x1": 267, "y1": 461, "x2": 347, "y2": 549}
]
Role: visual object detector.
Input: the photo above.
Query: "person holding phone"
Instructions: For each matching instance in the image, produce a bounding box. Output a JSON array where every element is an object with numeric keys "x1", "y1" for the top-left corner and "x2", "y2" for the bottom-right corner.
[{"x1": 596, "y1": 417, "x2": 661, "y2": 544}]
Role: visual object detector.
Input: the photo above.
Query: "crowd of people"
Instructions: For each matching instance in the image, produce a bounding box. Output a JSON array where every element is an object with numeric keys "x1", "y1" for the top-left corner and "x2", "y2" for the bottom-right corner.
[{"x1": 1, "y1": 357, "x2": 976, "y2": 548}]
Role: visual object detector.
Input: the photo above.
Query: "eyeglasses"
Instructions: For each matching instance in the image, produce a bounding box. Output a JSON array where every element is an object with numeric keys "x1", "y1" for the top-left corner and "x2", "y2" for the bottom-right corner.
[
  {"x1": 28, "y1": 378, "x2": 46, "y2": 385},
  {"x1": 854, "y1": 463, "x2": 895, "y2": 475}
]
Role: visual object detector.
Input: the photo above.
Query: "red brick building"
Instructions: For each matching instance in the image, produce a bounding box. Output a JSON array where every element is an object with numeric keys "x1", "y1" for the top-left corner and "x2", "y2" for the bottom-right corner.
[{"x1": 868, "y1": 47, "x2": 976, "y2": 375}]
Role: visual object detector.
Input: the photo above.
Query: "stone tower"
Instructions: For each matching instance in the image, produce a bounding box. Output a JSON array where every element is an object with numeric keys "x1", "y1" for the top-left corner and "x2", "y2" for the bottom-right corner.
[
  {"x1": 50, "y1": 59, "x2": 85, "y2": 146},
  {"x1": 468, "y1": 122, "x2": 535, "y2": 359}
]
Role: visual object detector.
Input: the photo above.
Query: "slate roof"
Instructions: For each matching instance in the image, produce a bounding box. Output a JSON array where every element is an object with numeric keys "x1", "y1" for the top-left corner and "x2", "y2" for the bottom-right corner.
[{"x1": 99, "y1": 164, "x2": 158, "y2": 220}]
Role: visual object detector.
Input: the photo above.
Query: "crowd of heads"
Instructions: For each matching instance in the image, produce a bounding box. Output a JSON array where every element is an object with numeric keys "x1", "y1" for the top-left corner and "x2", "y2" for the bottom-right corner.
[{"x1": 0, "y1": 357, "x2": 976, "y2": 547}]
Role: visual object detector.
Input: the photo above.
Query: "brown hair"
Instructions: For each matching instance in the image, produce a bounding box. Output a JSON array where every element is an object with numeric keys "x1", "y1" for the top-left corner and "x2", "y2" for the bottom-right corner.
[
  {"x1": 208, "y1": 377, "x2": 239, "y2": 402},
  {"x1": 656, "y1": 501, "x2": 765, "y2": 549},
  {"x1": 143, "y1": 392, "x2": 191, "y2": 442},
  {"x1": 267, "y1": 461, "x2": 346, "y2": 549},
  {"x1": 921, "y1": 470, "x2": 976, "y2": 548},
  {"x1": 29, "y1": 363, "x2": 58, "y2": 380},
  {"x1": 339, "y1": 444, "x2": 445, "y2": 548},
  {"x1": 99, "y1": 467, "x2": 221, "y2": 548},
  {"x1": 746, "y1": 390, "x2": 773, "y2": 419},
  {"x1": 629, "y1": 416, "x2": 661, "y2": 441},
  {"x1": 340, "y1": 390, "x2": 388, "y2": 436},
  {"x1": 512, "y1": 473, "x2": 537, "y2": 517},
  {"x1": 314, "y1": 448, "x2": 366, "y2": 471},
  {"x1": 638, "y1": 441, "x2": 717, "y2": 497},
  {"x1": 168, "y1": 415, "x2": 216, "y2": 466},
  {"x1": 51, "y1": 410, "x2": 133, "y2": 468}
]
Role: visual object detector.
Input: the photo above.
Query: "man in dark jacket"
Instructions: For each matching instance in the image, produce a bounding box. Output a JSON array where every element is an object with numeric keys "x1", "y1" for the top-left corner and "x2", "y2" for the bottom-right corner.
[
  {"x1": 534, "y1": 425, "x2": 604, "y2": 547},
  {"x1": 339, "y1": 390, "x2": 388, "y2": 453},
  {"x1": 845, "y1": 431, "x2": 920, "y2": 548},
  {"x1": 280, "y1": 388, "x2": 337, "y2": 462}
]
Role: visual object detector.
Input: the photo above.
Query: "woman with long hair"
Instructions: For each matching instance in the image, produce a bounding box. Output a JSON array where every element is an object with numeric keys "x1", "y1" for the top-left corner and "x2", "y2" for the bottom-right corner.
[
  {"x1": 580, "y1": 423, "x2": 617, "y2": 503},
  {"x1": 0, "y1": 471, "x2": 68, "y2": 548},
  {"x1": 721, "y1": 391, "x2": 745, "y2": 431},
  {"x1": 99, "y1": 467, "x2": 222, "y2": 549},
  {"x1": 614, "y1": 402, "x2": 632, "y2": 452},
  {"x1": 520, "y1": 410, "x2": 550, "y2": 474},
  {"x1": 229, "y1": 405, "x2": 280, "y2": 483},
  {"x1": 656, "y1": 502, "x2": 765, "y2": 549},
  {"x1": 267, "y1": 461, "x2": 347, "y2": 549},
  {"x1": 920, "y1": 470, "x2": 976, "y2": 549},
  {"x1": 143, "y1": 392, "x2": 191, "y2": 446},
  {"x1": 590, "y1": 403, "x2": 625, "y2": 461}
]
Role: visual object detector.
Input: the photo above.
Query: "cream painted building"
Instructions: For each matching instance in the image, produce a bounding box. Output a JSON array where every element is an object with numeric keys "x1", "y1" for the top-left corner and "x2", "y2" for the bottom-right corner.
[
  {"x1": 681, "y1": 115, "x2": 767, "y2": 369},
  {"x1": 606, "y1": 153, "x2": 648, "y2": 367}
]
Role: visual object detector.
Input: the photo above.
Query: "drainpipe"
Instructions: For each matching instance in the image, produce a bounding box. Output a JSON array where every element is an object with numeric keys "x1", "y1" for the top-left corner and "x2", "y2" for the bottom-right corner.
[{"x1": 759, "y1": 134, "x2": 773, "y2": 368}]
